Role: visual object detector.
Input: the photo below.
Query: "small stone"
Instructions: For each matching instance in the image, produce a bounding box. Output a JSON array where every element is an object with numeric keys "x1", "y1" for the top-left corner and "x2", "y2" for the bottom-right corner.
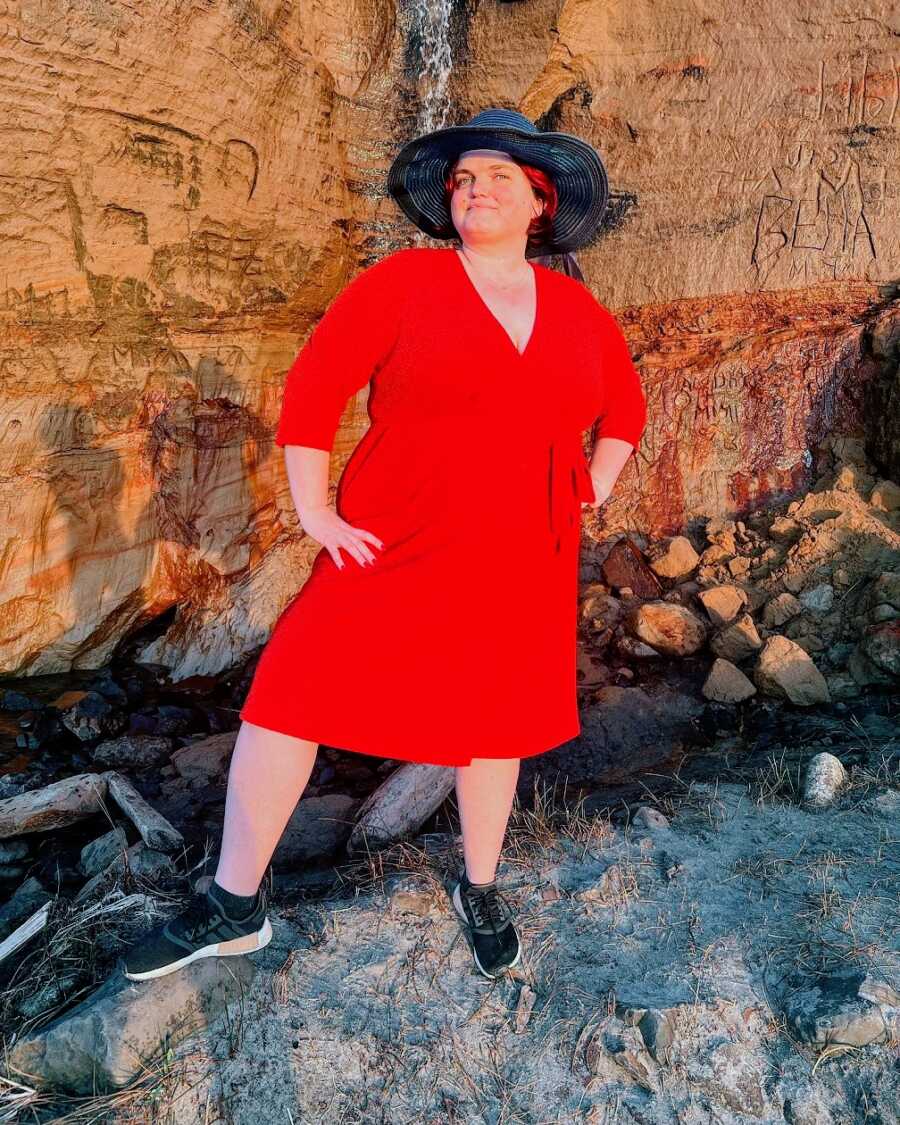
[
  {"x1": 696, "y1": 584, "x2": 749, "y2": 626},
  {"x1": 581, "y1": 592, "x2": 624, "y2": 637},
  {"x1": 782, "y1": 570, "x2": 806, "y2": 594},
  {"x1": 632, "y1": 806, "x2": 670, "y2": 830},
  {"x1": 802, "y1": 752, "x2": 847, "y2": 807},
  {"x1": 861, "y1": 621, "x2": 900, "y2": 677},
  {"x1": 727, "y1": 556, "x2": 751, "y2": 578},
  {"x1": 79, "y1": 827, "x2": 129, "y2": 877},
  {"x1": 848, "y1": 645, "x2": 895, "y2": 687},
  {"x1": 616, "y1": 636, "x2": 660, "y2": 659},
  {"x1": 637, "y1": 1008, "x2": 677, "y2": 1065},
  {"x1": 0, "y1": 832, "x2": 30, "y2": 862},
  {"x1": 57, "y1": 691, "x2": 126, "y2": 743},
  {"x1": 705, "y1": 516, "x2": 737, "y2": 541},
  {"x1": 867, "y1": 572, "x2": 900, "y2": 613},
  {"x1": 781, "y1": 967, "x2": 887, "y2": 1048},
  {"x1": 702, "y1": 658, "x2": 757, "y2": 703},
  {"x1": 646, "y1": 535, "x2": 700, "y2": 580},
  {"x1": 91, "y1": 735, "x2": 172, "y2": 770},
  {"x1": 170, "y1": 732, "x2": 237, "y2": 783},
  {"x1": 762, "y1": 592, "x2": 802, "y2": 628},
  {"x1": 799, "y1": 583, "x2": 834, "y2": 614},
  {"x1": 710, "y1": 614, "x2": 763, "y2": 662}
]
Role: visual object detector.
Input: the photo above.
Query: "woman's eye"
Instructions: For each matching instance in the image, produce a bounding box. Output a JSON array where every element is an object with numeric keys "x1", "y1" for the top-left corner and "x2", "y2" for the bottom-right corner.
[{"x1": 454, "y1": 173, "x2": 508, "y2": 186}]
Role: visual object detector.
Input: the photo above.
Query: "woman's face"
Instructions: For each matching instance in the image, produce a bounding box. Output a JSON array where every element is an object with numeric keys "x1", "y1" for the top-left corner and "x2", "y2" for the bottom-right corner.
[{"x1": 448, "y1": 149, "x2": 543, "y2": 251}]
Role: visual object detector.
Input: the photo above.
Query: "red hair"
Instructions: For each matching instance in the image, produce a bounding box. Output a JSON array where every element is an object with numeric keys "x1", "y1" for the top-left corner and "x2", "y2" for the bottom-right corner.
[{"x1": 443, "y1": 157, "x2": 558, "y2": 249}]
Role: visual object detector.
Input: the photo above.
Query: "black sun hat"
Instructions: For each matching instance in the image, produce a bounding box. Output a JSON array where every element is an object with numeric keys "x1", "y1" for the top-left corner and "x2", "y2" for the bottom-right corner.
[{"x1": 386, "y1": 107, "x2": 609, "y2": 262}]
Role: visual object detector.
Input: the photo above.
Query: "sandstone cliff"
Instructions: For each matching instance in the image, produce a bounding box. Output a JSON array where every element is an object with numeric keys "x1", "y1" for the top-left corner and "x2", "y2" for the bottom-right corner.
[{"x1": 1, "y1": 0, "x2": 896, "y2": 679}]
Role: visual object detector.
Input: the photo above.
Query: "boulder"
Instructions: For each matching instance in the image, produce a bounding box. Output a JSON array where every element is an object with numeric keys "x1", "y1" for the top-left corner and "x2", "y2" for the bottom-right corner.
[
  {"x1": 170, "y1": 731, "x2": 238, "y2": 784},
  {"x1": 7, "y1": 953, "x2": 258, "y2": 1094},
  {"x1": 600, "y1": 538, "x2": 662, "y2": 599},
  {"x1": 709, "y1": 614, "x2": 763, "y2": 663},
  {"x1": 277, "y1": 794, "x2": 361, "y2": 865},
  {"x1": 628, "y1": 601, "x2": 708, "y2": 656},
  {"x1": 753, "y1": 636, "x2": 831, "y2": 706},
  {"x1": 702, "y1": 658, "x2": 757, "y2": 703},
  {"x1": 91, "y1": 735, "x2": 172, "y2": 770}
]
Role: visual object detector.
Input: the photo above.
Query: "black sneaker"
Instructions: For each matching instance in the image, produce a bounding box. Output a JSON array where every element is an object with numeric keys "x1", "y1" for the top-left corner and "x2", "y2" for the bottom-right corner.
[
  {"x1": 122, "y1": 882, "x2": 272, "y2": 981},
  {"x1": 451, "y1": 871, "x2": 521, "y2": 979}
]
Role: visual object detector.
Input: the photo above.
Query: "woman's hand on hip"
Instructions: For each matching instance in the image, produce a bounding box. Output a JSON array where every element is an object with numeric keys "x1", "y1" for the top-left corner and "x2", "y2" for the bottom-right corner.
[{"x1": 299, "y1": 505, "x2": 384, "y2": 569}]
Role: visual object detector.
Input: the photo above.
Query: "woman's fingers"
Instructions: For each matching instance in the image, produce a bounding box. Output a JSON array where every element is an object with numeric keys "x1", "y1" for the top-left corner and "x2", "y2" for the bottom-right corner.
[
  {"x1": 332, "y1": 525, "x2": 385, "y2": 570},
  {"x1": 355, "y1": 528, "x2": 385, "y2": 552}
]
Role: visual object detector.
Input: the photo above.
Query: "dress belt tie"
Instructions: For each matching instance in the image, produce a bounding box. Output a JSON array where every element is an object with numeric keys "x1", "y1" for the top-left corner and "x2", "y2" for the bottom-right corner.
[{"x1": 547, "y1": 435, "x2": 596, "y2": 553}]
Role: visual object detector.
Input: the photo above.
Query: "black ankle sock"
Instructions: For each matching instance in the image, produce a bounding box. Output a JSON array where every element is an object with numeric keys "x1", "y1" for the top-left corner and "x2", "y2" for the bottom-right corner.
[
  {"x1": 465, "y1": 873, "x2": 495, "y2": 888},
  {"x1": 209, "y1": 879, "x2": 259, "y2": 919}
]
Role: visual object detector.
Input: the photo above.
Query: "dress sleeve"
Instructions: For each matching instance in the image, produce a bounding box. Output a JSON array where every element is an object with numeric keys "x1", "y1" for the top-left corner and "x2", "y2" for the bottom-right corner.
[
  {"x1": 275, "y1": 252, "x2": 405, "y2": 451},
  {"x1": 591, "y1": 303, "x2": 648, "y2": 450}
]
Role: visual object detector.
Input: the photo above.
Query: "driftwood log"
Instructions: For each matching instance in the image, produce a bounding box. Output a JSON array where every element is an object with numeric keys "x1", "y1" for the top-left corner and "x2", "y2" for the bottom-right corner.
[
  {"x1": 102, "y1": 772, "x2": 184, "y2": 852},
  {"x1": 0, "y1": 771, "x2": 184, "y2": 854},
  {"x1": 0, "y1": 773, "x2": 108, "y2": 838},
  {"x1": 346, "y1": 762, "x2": 454, "y2": 855}
]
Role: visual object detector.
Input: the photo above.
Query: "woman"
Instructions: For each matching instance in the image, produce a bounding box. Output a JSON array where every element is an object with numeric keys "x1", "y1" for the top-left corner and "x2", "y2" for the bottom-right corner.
[{"x1": 123, "y1": 108, "x2": 647, "y2": 983}]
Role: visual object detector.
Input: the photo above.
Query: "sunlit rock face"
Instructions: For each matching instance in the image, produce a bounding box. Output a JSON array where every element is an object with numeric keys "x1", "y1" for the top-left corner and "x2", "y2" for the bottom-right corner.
[{"x1": 0, "y1": 1, "x2": 896, "y2": 679}]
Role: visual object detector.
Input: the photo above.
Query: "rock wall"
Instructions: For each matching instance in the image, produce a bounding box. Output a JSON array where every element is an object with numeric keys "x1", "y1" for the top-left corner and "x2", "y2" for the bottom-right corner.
[{"x1": 1, "y1": 0, "x2": 897, "y2": 678}]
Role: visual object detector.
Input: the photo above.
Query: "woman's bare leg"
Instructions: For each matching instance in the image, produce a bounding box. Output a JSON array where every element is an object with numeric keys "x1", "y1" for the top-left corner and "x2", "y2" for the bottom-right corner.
[
  {"x1": 213, "y1": 721, "x2": 319, "y2": 896},
  {"x1": 454, "y1": 757, "x2": 520, "y2": 883}
]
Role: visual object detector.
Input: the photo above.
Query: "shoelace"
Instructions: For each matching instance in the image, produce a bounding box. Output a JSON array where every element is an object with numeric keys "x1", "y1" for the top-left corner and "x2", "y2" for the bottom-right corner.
[
  {"x1": 464, "y1": 884, "x2": 512, "y2": 931},
  {"x1": 178, "y1": 893, "x2": 221, "y2": 943},
  {"x1": 176, "y1": 889, "x2": 263, "y2": 942}
]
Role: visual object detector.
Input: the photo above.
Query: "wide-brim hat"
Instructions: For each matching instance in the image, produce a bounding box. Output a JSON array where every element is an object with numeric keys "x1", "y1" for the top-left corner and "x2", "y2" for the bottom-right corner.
[{"x1": 386, "y1": 107, "x2": 609, "y2": 260}]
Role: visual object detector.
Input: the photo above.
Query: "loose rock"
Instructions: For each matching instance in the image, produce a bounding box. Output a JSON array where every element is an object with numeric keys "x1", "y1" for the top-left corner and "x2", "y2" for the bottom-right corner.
[
  {"x1": 697, "y1": 584, "x2": 749, "y2": 626},
  {"x1": 754, "y1": 636, "x2": 831, "y2": 706},
  {"x1": 709, "y1": 613, "x2": 763, "y2": 663},
  {"x1": 802, "y1": 752, "x2": 847, "y2": 807},
  {"x1": 628, "y1": 602, "x2": 708, "y2": 656},
  {"x1": 702, "y1": 658, "x2": 757, "y2": 703}
]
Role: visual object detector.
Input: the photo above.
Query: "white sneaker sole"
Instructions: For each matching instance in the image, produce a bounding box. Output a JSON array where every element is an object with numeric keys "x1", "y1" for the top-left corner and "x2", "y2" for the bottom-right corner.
[
  {"x1": 452, "y1": 884, "x2": 522, "y2": 979},
  {"x1": 123, "y1": 916, "x2": 273, "y2": 981}
]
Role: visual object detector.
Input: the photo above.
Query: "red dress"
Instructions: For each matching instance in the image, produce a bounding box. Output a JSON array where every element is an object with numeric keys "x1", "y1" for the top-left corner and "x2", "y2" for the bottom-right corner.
[{"x1": 239, "y1": 247, "x2": 647, "y2": 766}]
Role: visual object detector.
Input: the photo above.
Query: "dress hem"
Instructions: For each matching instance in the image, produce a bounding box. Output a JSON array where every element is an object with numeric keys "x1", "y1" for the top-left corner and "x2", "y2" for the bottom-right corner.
[{"x1": 237, "y1": 708, "x2": 580, "y2": 768}]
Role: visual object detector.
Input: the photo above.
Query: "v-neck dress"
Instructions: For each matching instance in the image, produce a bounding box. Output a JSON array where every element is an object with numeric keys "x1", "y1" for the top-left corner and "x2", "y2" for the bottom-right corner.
[{"x1": 239, "y1": 246, "x2": 647, "y2": 766}]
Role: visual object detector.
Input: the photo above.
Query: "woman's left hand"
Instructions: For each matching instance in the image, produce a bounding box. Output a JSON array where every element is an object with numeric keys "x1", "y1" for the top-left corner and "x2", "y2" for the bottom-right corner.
[{"x1": 583, "y1": 471, "x2": 614, "y2": 509}]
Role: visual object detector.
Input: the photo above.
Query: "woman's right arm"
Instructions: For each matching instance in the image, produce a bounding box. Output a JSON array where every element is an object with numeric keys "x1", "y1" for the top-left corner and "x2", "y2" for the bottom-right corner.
[
  {"x1": 274, "y1": 252, "x2": 409, "y2": 568},
  {"x1": 284, "y1": 445, "x2": 330, "y2": 520},
  {"x1": 283, "y1": 445, "x2": 383, "y2": 570}
]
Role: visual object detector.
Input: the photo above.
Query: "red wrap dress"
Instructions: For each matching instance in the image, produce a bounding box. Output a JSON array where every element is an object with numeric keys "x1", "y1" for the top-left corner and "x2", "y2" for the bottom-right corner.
[{"x1": 239, "y1": 246, "x2": 647, "y2": 766}]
